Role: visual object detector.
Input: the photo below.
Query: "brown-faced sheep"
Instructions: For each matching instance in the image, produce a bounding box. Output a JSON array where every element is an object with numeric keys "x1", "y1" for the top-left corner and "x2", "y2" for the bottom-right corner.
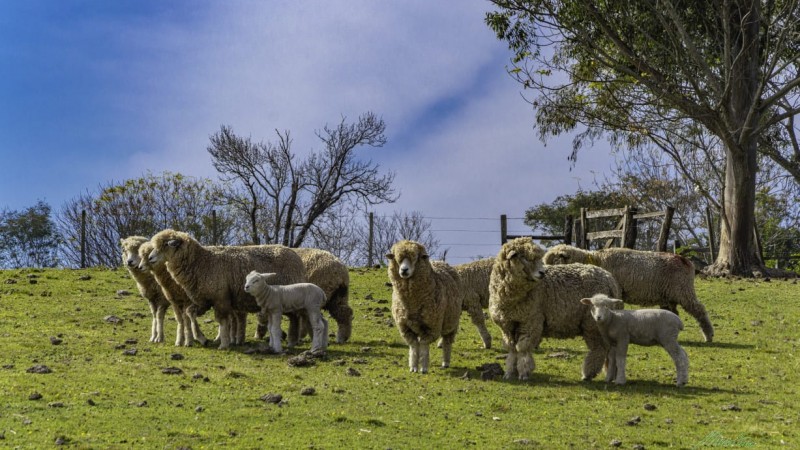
[
  {"x1": 454, "y1": 257, "x2": 494, "y2": 349},
  {"x1": 489, "y1": 238, "x2": 621, "y2": 381},
  {"x1": 387, "y1": 240, "x2": 463, "y2": 373},
  {"x1": 146, "y1": 229, "x2": 306, "y2": 349},
  {"x1": 292, "y1": 247, "x2": 353, "y2": 344},
  {"x1": 543, "y1": 245, "x2": 714, "y2": 342},
  {"x1": 120, "y1": 236, "x2": 170, "y2": 343},
  {"x1": 137, "y1": 241, "x2": 210, "y2": 347}
]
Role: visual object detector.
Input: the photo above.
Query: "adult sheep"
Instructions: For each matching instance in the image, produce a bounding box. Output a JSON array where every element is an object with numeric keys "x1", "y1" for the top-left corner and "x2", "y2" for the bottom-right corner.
[
  {"x1": 489, "y1": 237, "x2": 621, "y2": 381},
  {"x1": 120, "y1": 236, "x2": 170, "y2": 343},
  {"x1": 543, "y1": 244, "x2": 714, "y2": 342},
  {"x1": 146, "y1": 229, "x2": 306, "y2": 349},
  {"x1": 137, "y1": 241, "x2": 209, "y2": 347},
  {"x1": 387, "y1": 240, "x2": 463, "y2": 373},
  {"x1": 292, "y1": 247, "x2": 353, "y2": 344},
  {"x1": 453, "y1": 257, "x2": 494, "y2": 349}
]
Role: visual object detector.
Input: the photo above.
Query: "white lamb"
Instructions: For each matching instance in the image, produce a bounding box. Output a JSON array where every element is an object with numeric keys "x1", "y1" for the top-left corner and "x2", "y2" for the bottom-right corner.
[
  {"x1": 244, "y1": 271, "x2": 329, "y2": 354},
  {"x1": 581, "y1": 294, "x2": 689, "y2": 386}
]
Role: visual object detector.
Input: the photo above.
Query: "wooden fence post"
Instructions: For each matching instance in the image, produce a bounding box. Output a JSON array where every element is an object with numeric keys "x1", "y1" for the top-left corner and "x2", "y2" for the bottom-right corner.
[
  {"x1": 80, "y1": 209, "x2": 87, "y2": 269},
  {"x1": 500, "y1": 214, "x2": 508, "y2": 245},
  {"x1": 622, "y1": 206, "x2": 638, "y2": 248},
  {"x1": 579, "y1": 208, "x2": 587, "y2": 249},
  {"x1": 564, "y1": 215, "x2": 573, "y2": 246},
  {"x1": 656, "y1": 206, "x2": 675, "y2": 252}
]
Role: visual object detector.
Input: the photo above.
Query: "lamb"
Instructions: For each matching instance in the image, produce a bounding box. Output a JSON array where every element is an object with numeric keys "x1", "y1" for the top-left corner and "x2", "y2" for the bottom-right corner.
[
  {"x1": 244, "y1": 271, "x2": 329, "y2": 354},
  {"x1": 581, "y1": 294, "x2": 689, "y2": 386},
  {"x1": 146, "y1": 229, "x2": 306, "y2": 349},
  {"x1": 543, "y1": 244, "x2": 714, "y2": 342},
  {"x1": 137, "y1": 241, "x2": 209, "y2": 347},
  {"x1": 453, "y1": 257, "x2": 494, "y2": 349},
  {"x1": 120, "y1": 236, "x2": 170, "y2": 343},
  {"x1": 387, "y1": 240, "x2": 463, "y2": 373},
  {"x1": 489, "y1": 237, "x2": 622, "y2": 381},
  {"x1": 292, "y1": 247, "x2": 353, "y2": 344}
]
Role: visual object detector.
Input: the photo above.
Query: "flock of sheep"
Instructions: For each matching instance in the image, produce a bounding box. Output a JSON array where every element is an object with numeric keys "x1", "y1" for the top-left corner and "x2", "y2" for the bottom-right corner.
[{"x1": 121, "y1": 230, "x2": 713, "y2": 386}]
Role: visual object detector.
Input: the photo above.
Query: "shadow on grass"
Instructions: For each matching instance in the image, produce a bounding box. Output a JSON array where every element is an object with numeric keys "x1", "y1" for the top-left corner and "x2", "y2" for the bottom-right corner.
[{"x1": 681, "y1": 340, "x2": 754, "y2": 350}]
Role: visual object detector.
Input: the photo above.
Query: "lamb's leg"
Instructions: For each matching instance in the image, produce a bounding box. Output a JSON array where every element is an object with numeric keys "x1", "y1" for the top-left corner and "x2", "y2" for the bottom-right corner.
[
  {"x1": 612, "y1": 340, "x2": 629, "y2": 385},
  {"x1": 154, "y1": 302, "x2": 168, "y2": 343},
  {"x1": 254, "y1": 311, "x2": 268, "y2": 340},
  {"x1": 663, "y1": 340, "x2": 689, "y2": 386},
  {"x1": 308, "y1": 310, "x2": 328, "y2": 353},
  {"x1": 680, "y1": 296, "x2": 714, "y2": 343},
  {"x1": 147, "y1": 301, "x2": 158, "y2": 343},
  {"x1": 605, "y1": 347, "x2": 617, "y2": 383},
  {"x1": 268, "y1": 310, "x2": 284, "y2": 353},
  {"x1": 465, "y1": 294, "x2": 492, "y2": 349},
  {"x1": 286, "y1": 313, "x2": 300, "y2": 349}
]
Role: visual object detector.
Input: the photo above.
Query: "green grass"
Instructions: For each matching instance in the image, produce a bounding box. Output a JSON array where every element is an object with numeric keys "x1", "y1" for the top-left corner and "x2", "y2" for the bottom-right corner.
[{"x1": 0, "y1": 267, "x2": 798, "y2": 449}]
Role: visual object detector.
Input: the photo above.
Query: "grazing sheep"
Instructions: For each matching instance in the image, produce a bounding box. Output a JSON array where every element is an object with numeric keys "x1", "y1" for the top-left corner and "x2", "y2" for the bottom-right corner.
[
  {"x1": 120, "y1": 236, "x2": 170, "y2": 343},
  {"x1": 146, "y1": 229, "x2": 306, "y2": 349},
  {"x1": 137, "y1": 241, "x2": 209, "y2": 347},
  {"x1": 581, "y1": 294, "x2": 689, "y2": 386},
  {"x1": 453, "y1": 258, "x2": 494, "y2": 349},
  {"x1": 543, "y1": 245, "x2": 714, "y2": 342},
  {"x1": 292, "y1": 247, "x2": 353, "y2": 344},
  {"x1": 387, "y1": 240, "x2": 463, "y2": 373},
  {"x1": 489, "y1": 238, "x2": 621, "y2": 381},
  {"x1": 244, "y1": 271, "x2": 329, "y2": 353}
]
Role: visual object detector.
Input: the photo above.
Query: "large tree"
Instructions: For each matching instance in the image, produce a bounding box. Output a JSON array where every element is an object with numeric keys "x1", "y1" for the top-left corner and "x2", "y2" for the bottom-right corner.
[
  {"x1": 0, "y1": 201, "x2": 61, "y2": 268},
  {"x1": 208, "y1": 112, "x2": 397, "y2": 248},
  {"x1": 487, "y1": 0, "x2": 800, "y2": 276}
]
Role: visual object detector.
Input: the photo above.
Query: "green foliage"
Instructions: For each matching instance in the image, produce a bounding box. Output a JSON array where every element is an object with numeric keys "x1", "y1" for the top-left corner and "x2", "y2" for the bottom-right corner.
[
  {"x1": 0, "y1": 201, "x2": 61, "y2": 268},
  {"x1": 0, "y1": 268, "x2": 798, "y2": 448},
  {"x1": 524, "y1": 189, "x2": 630, "y2": 237}
]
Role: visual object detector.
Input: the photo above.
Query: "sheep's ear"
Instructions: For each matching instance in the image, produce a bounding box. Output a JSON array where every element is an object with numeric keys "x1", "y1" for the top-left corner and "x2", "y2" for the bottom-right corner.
[
  {"x1": 167, "y1": 239, "x2": 182, "y2": 248},
  {"x1": 611, "y1": 299, "x2": 624, "y2": 308},
  {"x1": 580, "y1": 298, "x2": 593, "y2": 305},
  {"x1": 386, "y1": 253, "x2": 394, "y2": 260},
  {"x1": 420, "y1": 254, "x2": 429, "y2": 260},
  {"x1": 507, "y1": 250, "x2": 518, "y2": 260}
]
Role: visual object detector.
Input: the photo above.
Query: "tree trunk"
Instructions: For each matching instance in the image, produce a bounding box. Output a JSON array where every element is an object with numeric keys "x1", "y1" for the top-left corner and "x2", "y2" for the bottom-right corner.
[{"x1": 706, "y1": 140, "x2": 764, "y2": 276}]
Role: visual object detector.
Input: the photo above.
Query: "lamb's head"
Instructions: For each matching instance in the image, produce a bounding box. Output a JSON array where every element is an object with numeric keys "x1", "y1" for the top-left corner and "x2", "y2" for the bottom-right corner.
[
  {"x1": 386, "y1": 240, "x2": 430, "y2": 280},
  {"x1": 543, "y1": 244, "x2": 588, "y2": 265},
  {"x1": 244, "y1": 270, "x2": 277, "y2": 297},
  {"x1": 581, "y1": 293, "x2": 625, "y2": 325},
  {"x1": 147, "y1": 229, "x2": 194, "y2": 265},
  {"x1": 495, "y1": 238, "x2": 546, "y2": 288},
  {"x1": 137, "y1": 241, "x2": 157, "y2": 271},
  {"x1": 120, "y1": 236, "x2": 148, "y2": 270}
]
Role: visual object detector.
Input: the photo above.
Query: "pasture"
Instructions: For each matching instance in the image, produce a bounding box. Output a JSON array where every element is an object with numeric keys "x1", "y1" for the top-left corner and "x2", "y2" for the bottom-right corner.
[{"x1": 0, "y1": 267, "x2": 797, "y2": 449}]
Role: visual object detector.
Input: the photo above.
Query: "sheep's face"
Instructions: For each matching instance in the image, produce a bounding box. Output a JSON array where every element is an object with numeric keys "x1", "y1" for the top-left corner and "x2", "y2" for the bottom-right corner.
[
  {"x1": 543, "y1": 245, "x2": 579, "y2": 265},
  {"x1": 137, "y1": 242, "x2": 158, "y2": 271},
  {"x1": 501, "y1": 245, "x2": 546, "y2": 284},
  {"x1": 148, "y1": 232, "x2": 185, "y2": 265},
  {"x1": 386, "y1": 241, "x2": 428, "y2": 280},
  {"x1": 581, "y1": 295, "x2": 624, "y2": 325},
  {"x1": 244, "y1": 271, "x2": 277, "y2": 296},
  {"x1": 120, "y1": 237, "x2": 147, "y2": 270}
]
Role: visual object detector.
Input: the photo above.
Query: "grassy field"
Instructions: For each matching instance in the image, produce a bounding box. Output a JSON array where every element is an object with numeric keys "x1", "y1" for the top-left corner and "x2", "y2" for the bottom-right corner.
[{"x1": 0, "y1": 267, "x2": 798, "y2": 449}]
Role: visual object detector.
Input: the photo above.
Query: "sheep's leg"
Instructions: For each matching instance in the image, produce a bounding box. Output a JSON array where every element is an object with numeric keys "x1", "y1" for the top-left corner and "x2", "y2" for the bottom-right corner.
[
  {"x1": 215, "y1": 310, "x2": 232, "y2": 350},
  {"x1": 286, "y1": 313, "x2": 300, "y2": 349},
  {"x1": 515, "y1": 320, "x2": 542, "y2": 380},
  {"x1": 180, "y1": 307, "x2": 196, "y2": 347},
  {"x1": 440, "y1": 332, "x2": 456, "y2": 369},
  {"x1": 498, "y1": 322, "x2": 518, "y2": 379},
  {"x1": 268, "y1": 310, "x2": 284, "y2": 353},
  {"x1": 418, "y1": 341, "x2": 431, "y2": 374},
  {"x1": 612, "y1": 340, "x2": 629, "y2": 385},
  {"x1": 309, "y1": 312, "x2": 329, "y2": 353},
  {"x1": 185, "y1": 304, "x2": 208, "y2": 347},
  {"x1": 234, "y1": 310, "x2": 247, "y2": 345},
  {"x1": 605, "y1": 347, "x2": 617, "y2": 383},
  {"x1": 663, "y1": 341, "x2": 689, "y2": 386},
  {"x1": 172, "y1": 304, "x2": 185, "y2": 347},
  {"x1": 680, "y1": 296, "x2": 714, "y2": 343},
  {"x1": 153, "y1": 302, "x2": 168, "y2": 343},
  {"x1": 147, "y1": 301, "x2": 159, "y2": 343},
  {"x1": 465, "y1": 295, "x2": 492, "y2": 349},
  {"x1": 254, "y1": 311, "x2": 268, "y2": 340},
  {"x1": 398, "y1": 324, "x2": 420, "y2": 372},
  {"x1": 582, "y1": 333, "x2": 609, "y2": 381}
]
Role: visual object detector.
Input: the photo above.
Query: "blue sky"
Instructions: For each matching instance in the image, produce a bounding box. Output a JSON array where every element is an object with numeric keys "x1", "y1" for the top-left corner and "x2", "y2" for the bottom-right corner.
[{"x1": 0, "y1": 0, "x2": 615, "y2": 262}]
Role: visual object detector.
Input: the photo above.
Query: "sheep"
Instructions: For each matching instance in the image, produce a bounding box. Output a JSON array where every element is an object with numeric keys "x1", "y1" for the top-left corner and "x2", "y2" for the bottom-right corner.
[
  {"x1": 244, "y1": 271, "x2": 329, "y2": 354},
  {"x1": 581, "y1": 294, "x2": 689, "y2": 386},
  {"x1": 453, "y1": 257, "x2": 494, "y2": 349},
  {"x1": 543, "y1": 244, "x2": 714, "y2": 342},
  {"x1": 489, "y1": 237, "x2": 621, "y2": 381},
  {"x1": 120, "y1": 236, "x2": 170, "y2": 343},
  {"x1": 137, "y1": 241, "x2": 209, "y2": 347},
  {"x1": 292, "y1": 247, "x2": 353, "y2": 344},
  {"x1": 146, "y1": 229, "x2": 306, "y2": 349},
  {"x1": 386, "y1": 240, "x2": 463, "y2": 373}
]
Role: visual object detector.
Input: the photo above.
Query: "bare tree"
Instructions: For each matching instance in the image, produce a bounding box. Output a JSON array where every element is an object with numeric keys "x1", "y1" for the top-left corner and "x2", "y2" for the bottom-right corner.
[{"x1": 207, "y1": 112, "x2": 397, "y2": 248}]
